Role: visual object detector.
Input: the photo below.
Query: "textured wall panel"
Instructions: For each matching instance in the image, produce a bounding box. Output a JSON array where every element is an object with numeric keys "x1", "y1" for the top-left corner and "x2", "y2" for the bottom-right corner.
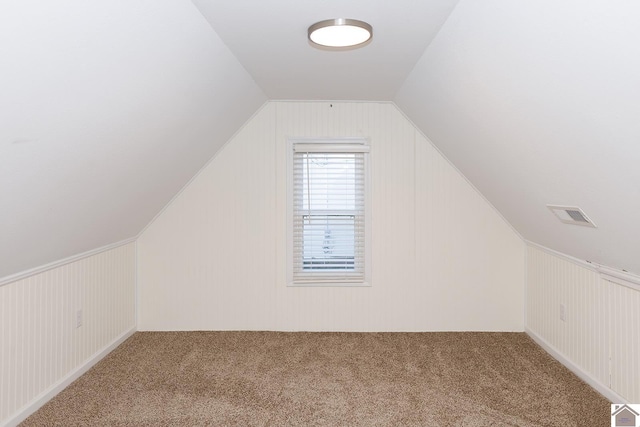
[
  {"x1": 527, "y1": 245, "x2": 640, "y2": 402},
  {"x1": 415, "y1": 131, "x2": 525, "y2": 331},
  {"x1": 138, "y1": 101, "x2": 524, "y2": 332},
  {"x1": 0, "y1": 243, "x2": 136, "y2": 425},
  {"x1": 609, "y1": 279, "x2": 640, "y2": 402}
]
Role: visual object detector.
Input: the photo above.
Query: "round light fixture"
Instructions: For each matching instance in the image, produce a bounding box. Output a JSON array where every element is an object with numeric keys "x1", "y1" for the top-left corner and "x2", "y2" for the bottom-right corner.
[{"x1": 308, "y1": 18, "x2": 373, "y2": 49}]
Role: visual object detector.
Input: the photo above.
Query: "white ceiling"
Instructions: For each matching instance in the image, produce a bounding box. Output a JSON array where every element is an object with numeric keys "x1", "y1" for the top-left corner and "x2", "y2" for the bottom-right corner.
[
  {"x1": 0, "y1": 1, "x2": 265, "y2": 279},
  {"x1": 192, "y1": 0, "x2": 460, "y2": 100},
  {"x1": 396, "y1": 0, "x2": 640, "y2": 275},
  {"x1": 3, "y1": 0, "x2": 639, "y2": 280}
]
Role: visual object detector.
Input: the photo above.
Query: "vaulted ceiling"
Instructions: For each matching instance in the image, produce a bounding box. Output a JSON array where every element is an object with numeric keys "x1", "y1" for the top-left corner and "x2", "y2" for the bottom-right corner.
[
  {"x1": 0, "y1": 1, "x2": 266, "y2": 279},
  {"x1": 192, "y1": 0, "x2": 460, "y2": 100},
  {"x1": 396, "y1": 1, "x2": 640, "y2": 275},
  {"x1": 2, "y1": 0, "x2": 639, "y2": 280}
]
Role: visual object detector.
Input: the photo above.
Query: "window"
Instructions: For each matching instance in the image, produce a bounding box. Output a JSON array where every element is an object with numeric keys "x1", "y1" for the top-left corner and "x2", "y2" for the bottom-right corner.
[{"x1": 288, "y1": 139, "x2": 370, "y2": 286}]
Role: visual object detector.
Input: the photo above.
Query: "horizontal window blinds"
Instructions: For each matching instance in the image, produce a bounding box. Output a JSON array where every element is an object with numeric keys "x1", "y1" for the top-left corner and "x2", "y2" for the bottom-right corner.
[{"x1": 292, "y1": 143, "x2": 368, "y2": 283}]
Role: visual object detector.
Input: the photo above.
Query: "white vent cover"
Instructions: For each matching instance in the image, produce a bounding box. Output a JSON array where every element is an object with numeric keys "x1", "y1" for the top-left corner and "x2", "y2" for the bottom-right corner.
[{"x1": 547, "y1": 205, "x2": 597, "y2": 228}]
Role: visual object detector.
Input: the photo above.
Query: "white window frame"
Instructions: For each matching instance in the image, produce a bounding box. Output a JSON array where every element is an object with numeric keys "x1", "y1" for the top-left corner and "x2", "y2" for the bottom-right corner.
[{"x1": 286, "y1": 137, "x2": 371, "y2": 287}]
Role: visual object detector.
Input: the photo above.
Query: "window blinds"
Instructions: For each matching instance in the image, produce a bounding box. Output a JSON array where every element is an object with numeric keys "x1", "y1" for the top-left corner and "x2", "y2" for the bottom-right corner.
[{"x1": 292, "y1": 142, "x2": 368, "y2": 283}]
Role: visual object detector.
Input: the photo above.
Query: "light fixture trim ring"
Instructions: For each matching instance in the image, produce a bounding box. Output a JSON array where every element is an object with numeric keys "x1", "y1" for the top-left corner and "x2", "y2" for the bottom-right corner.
[{"x1": 308, "y1": 18, "x2": 373, "y2": 49}]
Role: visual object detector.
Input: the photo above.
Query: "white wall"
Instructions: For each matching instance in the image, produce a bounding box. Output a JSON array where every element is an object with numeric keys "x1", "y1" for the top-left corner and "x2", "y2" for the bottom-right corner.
[
  {"x1": 0, "y1": 243, "x2": 136, "y2": 427},
  {"x1": 527, "y1": 244, "x2": 640, "y2": 403},
  {"x1": 138, "y1": 101, "x2": 524, "y2": 332}
]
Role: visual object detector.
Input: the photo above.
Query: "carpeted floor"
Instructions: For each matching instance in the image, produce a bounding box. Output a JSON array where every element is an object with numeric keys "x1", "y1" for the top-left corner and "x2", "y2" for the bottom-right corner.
[{"x1": 22, "y1": 332, "x2": 610, "y2": 426}]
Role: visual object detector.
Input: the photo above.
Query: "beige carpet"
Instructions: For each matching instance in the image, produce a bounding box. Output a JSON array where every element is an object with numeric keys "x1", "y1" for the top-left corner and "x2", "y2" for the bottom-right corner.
[{"x1": 22, "y1": 332, "x2": 609, "y2": 426}]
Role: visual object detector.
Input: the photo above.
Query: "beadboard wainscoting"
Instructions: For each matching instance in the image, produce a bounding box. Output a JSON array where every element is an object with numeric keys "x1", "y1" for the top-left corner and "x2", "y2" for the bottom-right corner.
[
  {"x1": 138, "y1": 101, "x2": 525, "y2": 332},
  {"x1": 526, "y1": 244, "x2": 640, "y2": 403},
  {"x1": 0, "y1": 243, "x2": 136, "y2": 427}
]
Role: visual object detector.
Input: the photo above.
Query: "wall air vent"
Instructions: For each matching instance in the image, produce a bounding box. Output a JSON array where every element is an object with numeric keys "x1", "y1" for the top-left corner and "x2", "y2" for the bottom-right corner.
[{"x1": 547, "y1": 205, "x2": 597, "y2": 228}]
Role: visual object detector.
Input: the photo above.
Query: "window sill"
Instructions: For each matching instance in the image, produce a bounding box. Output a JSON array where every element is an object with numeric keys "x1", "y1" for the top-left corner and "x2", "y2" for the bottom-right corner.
[{"x1": 287, "y1": 281, "x2": 371, "y2": 288}]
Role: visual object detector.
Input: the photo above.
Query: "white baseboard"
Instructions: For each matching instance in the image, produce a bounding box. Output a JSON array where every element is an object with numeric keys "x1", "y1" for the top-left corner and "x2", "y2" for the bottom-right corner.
[
  {"x1": 1, "y1": 327, "x2": 136, "y2": 427},
  {"x1": 526, "y1": 327, "x2": 627, "y2": 404}
]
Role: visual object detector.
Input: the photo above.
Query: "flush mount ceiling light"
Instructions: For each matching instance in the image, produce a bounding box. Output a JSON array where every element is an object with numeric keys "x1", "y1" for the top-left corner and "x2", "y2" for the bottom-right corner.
[{"x1": 308, "y1": 18, "x2": 373, "y2": 49}]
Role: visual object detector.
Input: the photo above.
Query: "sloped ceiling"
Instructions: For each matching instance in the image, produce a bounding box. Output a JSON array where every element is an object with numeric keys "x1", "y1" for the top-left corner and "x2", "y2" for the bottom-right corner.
[
  {"x1": 0, "y1": 1, "x2": 266, "y2": 279},
  {"x1": 3, "y1": 0, "x2": 639, "y2": 280},
  {"x1": 396, "y1": 0, "x2": 640, "y2": 275}
]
